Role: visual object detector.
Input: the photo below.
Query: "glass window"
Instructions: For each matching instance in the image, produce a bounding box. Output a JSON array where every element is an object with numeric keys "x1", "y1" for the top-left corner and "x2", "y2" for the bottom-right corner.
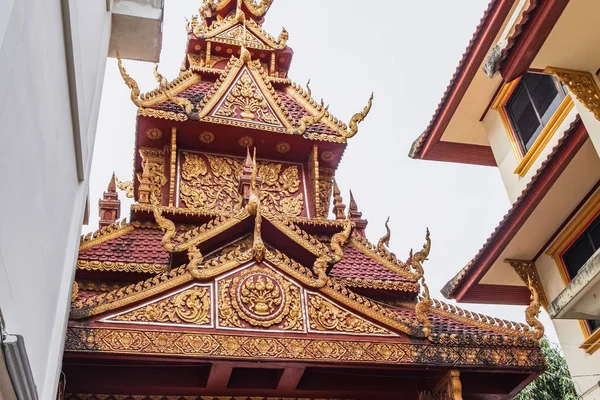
[
  {"x1": 505, "y1": 73, "x2": 565, "y2": 153},
  {"x1": 561, "y1": 212, "x2": 600, "y2": 335}
]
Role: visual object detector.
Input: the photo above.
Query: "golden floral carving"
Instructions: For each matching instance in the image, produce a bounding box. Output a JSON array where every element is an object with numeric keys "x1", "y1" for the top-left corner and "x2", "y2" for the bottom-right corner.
[
  {"x1": 545, "y1": 67, "x2": 600, "y2": 121},
  {"x1": 308, "y1": 294, "x2": 392, "y2": 335},
  {"x1": 218, "y1": 264, "x2": 303, "y2": 330},
  {"x1": 179, "y1": 152, "x2": 304, "y2": 217},
  {"x1": 110, "y1": 286, "x2": 211, "y2": 325},
  {"x1": 146, "y1": 128, "x2": 163, "y2": 140},
  {"x1": 275, "y1": 141, "x2": 291, "y2": 153},
  {"x1": 215, "y1": 70, "x2": 280, "y2": 125},
  {"x1": 238, "y1": 136, "x2": 254, "y2": 147},
  {"x1": 64, "y1": 327, "x2": 545, "y2": 368},
  {"x1": 320, "y1": 150, "x2": 334, "y2": 162},
  {"x1": 505, "y1": 259, "x2": 548, "y2": 309},
  {"x1": 138, "y1": 148, "x2": 167, "y2": 204},
  {"x1": 76, "y1": 260, "x2": 169, "y2": 274},
  {"x1": 199, "y1": 130, "x2": 215, "y2": 143},
  {"x1": 138, "y1": 107, "x2": 188, "y2": 121},
  {"x1": 114, "y1": 178, "x2": 134, "y2": 198},
  {"x1": 331, "y1": 277, "x2": 420, "y2": 292}
]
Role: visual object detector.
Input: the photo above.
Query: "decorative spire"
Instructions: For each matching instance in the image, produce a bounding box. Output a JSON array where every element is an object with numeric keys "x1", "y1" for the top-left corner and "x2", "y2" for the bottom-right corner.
[
  {"x1": 348, "y1": 190, "x2": 362, "y2": 220},
  {"x1": 343, "y1": 92, "x2": 374, "y2": 138},
  {"x1": 331, "y1": 178, "x2": 346, "y2": 220},
  {"x1": 377, "y1": 217, "x2": 391, "y2": 253},
  {"x1": 99, "y1": 173, "x2": 121, "y2": 228}
]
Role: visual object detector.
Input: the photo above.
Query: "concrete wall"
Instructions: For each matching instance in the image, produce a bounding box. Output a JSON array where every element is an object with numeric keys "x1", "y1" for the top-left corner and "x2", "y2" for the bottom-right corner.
[
  {"x1": 482, "y1": 95, "x2": 600, "y2": 399},
  {"x1": 0, "y1": 1, "x2": 111, "y2": 398}
]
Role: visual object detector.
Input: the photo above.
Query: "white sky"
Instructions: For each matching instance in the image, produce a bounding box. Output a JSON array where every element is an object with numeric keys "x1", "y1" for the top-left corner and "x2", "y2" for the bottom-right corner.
[{"x1": 86, "y1": 0, "x2": 558, "y2": 343}]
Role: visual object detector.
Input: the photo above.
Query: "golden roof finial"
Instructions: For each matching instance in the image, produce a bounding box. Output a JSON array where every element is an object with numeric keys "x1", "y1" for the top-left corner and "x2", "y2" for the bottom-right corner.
[
  {"x1": 415, "y1": 276, "x2": 433, "y2": 338},
  {"x1": 377, "y1": 217, "x2": 391, "y2": 253},
  {"x1": 410, "y1": 228, "x2": 431, "y2": 280},
  {"x1": 525, "y1": 276, "x2": 545, "y2": 340},
  {"x1": 116, "y1": 51, "x2": 142, "y2": 107},
  {"x1": 246, "y1": 147, "x2": 260, "y2": 215},
  {"x1": 278, "y1": 26, "x2": 289, "y2": 45},
  {"x1": 343, "y1": 92, "x2": 374, "y2": 138},
  {"x1": 151, "y1": 193, "x2": 176, "y2": 253},
  {"x1": 153, "y1": 64, "x2": 196, "y2": 115},
  {"x1": 287, "y1": 99, "x2": 327, "y2": 135},
  {"x1": 305, "y1": 79, "x2": 311, "y2": 98},
  {"x1": 114, "y1": 176, "x2": 134, "y2": 198},
  {"x1": 252, "y1": 205, "x2": 265, "y2": 262},
  {"x1": 330, "y1": 217, "x2": 352, "y2": 264}
]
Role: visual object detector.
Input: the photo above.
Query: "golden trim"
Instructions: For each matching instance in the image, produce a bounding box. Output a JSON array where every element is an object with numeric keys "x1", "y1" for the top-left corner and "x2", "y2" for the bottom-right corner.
[
  {"x1": 514, "y1": 95, "x2": 574, "y2": 176},
  {"x1": 138, "y1": 72, "x2": 202, "y2": 107},
  {"x1": 64, "y1": 326, "x2": 545, "y2": 368},
  {"x1": 545, "y1": 67, "x2": 600, "y2": 121},
  {"x1": 580, "y1": 325, "x2": 600, "y2": 354},
  {"x1": 331, "y1": 277, "x2": 420, "y2": 292},
  {"x1": 168, "y1": 127, "x2": 177, "y2": 207},
  {"x1": 138, "y1": 107, "x2": 188, "y2": 121},
  {"x1": 349, "y1": 236, "x2": 416, "y2": 280},
  {"x1": 76, "y1": 260, "x2": 169, "y2": 274},
  {"x1": 79, "y1": 220, "x2": 133, "y2": 251},
  {"x1": 491, "y1": 79, "x2": 520, "y2": 111}
]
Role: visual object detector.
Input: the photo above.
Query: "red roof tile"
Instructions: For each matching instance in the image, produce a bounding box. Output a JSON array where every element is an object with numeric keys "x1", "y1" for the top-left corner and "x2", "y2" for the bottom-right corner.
[
  {"x1": 78, "y1": 227, "x2": 169, "y2": 265},
  {"x1": 330, "y1": 244, "x2": 416, "y2": 283},
  {"x1": 150, "y1": 80, "x2": 214, "y2": 113}
]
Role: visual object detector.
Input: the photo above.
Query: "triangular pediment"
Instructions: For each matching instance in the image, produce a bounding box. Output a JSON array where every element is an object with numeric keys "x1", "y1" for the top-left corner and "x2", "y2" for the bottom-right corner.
[
  {"x1": 203, "y1": 64, "x2": 291, "y2": 130},
  {"x1": 214, "y1": 24, "x2": 266, "y2": 48}
]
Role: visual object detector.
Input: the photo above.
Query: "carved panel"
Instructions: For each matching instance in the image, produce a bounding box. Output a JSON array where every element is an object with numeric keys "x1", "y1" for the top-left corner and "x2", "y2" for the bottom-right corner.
[
  {"x1": 217, "y1": 263, "x2": 304, "y2": 331},
  {"x1": 317, "y1": 168, "x2": 334, "y2": 218},
  {"x1": 214, "y1": 25, "x2": 265, "y2": 47},
  {"x1": 212, "y1": 68, "x2": 282, "y2": 126},
  {"x1": 102, "y1": 284, "x2": 212, "y2": 327},
  {"x1": 65, "y1": 326, "x2": 546, "y2": 368},
  {"x1": 138, "y1": 148, "x2": 167, "y2": 204},
  {"x1": 179, "y1": 151, "x2": 305, "y2": 217},
  {"x1": 307, "y1": 293, "x2": 395, "y2": 336}
]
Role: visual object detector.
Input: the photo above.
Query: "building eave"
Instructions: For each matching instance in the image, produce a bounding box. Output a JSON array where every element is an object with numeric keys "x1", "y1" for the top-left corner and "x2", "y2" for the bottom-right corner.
[
  {"x1": 409, "y1": 0, "x2": 514, "y2": 164},
  {"x1": 442, "y1": 116, "x2": 588, "y2": 302}
]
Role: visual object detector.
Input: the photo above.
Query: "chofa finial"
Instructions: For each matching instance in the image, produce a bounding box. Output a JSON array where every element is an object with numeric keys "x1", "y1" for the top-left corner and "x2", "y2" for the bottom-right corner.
[
  {"x1": 343, "y1": 92, "x2": 373, "y2": 138},
  {"x1": 377, "y1": 217, "x2": 391, "y2": 253},
  {"x1": 116, "y1": 51, "x2": 142, "y2": 107},
  {"x1": 526, "y1": 276, "x2": 545, "y2": 340}
]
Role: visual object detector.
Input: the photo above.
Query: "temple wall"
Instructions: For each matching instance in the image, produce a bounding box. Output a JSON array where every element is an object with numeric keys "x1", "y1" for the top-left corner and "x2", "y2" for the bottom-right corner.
[
  {"x1": 483, "y1": 101, "x2": 579, "y2": 204},
  {"x1": 0, "y1": 1, "x2": 111, "y2": 398}
]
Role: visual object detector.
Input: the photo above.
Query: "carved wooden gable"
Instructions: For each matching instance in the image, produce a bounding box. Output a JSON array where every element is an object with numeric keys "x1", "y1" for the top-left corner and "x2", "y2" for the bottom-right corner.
[
  {"x1": 209, "y1": 66, "x2": 286, "y2": 128},
  {"x1": 214, "y1": 25, "x2": 266, "y2": 48},
  {"x1": 96, "y1": 260, "x2": 395, "y2": 337},
  {"x1": 178, "y1": 151, "x2": 307, "y2": 217}
]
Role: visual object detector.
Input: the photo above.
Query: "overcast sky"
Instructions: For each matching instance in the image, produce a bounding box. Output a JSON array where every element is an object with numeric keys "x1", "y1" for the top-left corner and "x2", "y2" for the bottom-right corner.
[{"x1": 86, "y1": 0, "x2": 558, "y2": 342}]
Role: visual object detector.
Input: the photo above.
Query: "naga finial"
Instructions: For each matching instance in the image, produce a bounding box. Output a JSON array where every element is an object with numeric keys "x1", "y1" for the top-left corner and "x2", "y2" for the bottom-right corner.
[
  {"x1": 330, "y1": 217, "x2": 352, "y2": 264},
  {"x1": 246, "y1": 148, "x2": 260, "y2": 215},
  {"x1": 252, "y1": 206, "x2": 265, "y2": 262},
  {"x1": 278, "y1": 26, "x2": 289, "y2": 45},
  {"x1": 116, "y1": 51, "x2": 142, "y2": 107},
  {"x1": 114, "y1": 176, "x2": 134, "y2": 198},
  {"x1": 344, "y1": 92, "x2": 373, "y2": 138},
  {"x1": 187, "y1": 245, "x2": 204, "y2": 279},
  {"x1": 525, "y1": 276, "x2": 545, "y2": 340},
  {"x1": 151, "y1": 193, "x2": 176, "y2": 253},
  {"x1": 377, "y1": 217, "x2": 391, "y2": 253},
  {"x1": 287, "y1": 100, "x2": 327, "y2": 135},
  {"x1": 411, "y1": 228, "x2": 431, "y2": 280},
  {"x1": 305, "y1": 79, "x2": 311, "y2": 98},
  {"x1": 153, "y1": 64, "x2": 197, "y2": 116},
  {"x1": 415, "y1": 277, "x2": 433, "y2": 338}
]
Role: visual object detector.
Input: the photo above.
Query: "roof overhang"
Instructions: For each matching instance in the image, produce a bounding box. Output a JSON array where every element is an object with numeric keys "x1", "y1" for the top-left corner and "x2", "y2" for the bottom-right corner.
[
  {"x1": 443, "y1": 118, "x2": 594, "y2": 304},
  {"x1": 408, "y1": 0, "x2": 517, "y2": 166}
]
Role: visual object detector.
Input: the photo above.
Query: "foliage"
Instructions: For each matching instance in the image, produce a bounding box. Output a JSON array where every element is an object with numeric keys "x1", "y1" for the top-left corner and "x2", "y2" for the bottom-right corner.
[{"x1": 514, "y1": 337, "x2": 578, "y2": 400}]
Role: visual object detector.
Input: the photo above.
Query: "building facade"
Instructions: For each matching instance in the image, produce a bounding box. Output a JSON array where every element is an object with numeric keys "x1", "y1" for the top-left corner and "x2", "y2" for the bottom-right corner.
[
  {"x1": 0, "y1": 1, "x2": 163, "y2": 398},
  {"x1": 410, "y1": 0, "x2": 600, "y2": 398},
  {"x1": 59, "y1": 1, "x2": 548, "y2": 399}
]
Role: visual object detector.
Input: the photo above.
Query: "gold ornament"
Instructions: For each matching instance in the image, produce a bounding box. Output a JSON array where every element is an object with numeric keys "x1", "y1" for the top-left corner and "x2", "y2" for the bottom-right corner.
[
  {"x1": 199, "y1": 131, "x2": 215, "y2": 143},
  {"x1": 377, "y1": 217, "x2": 391, "y2": 253},
  {"x1": 320, "y1": 150, "x2": 334, "y2": 162},
  {"x1": 238, "y1": 136, "x2": 254, "y2": 147},
  {"x1": 146, "y1": 128, "x2": 163, "y2": 140},
  {"x1": 110, "y1": 286, "x2": 211, "y2": 325},
  {"x1": 275, "y1": 141, "x2": 291, "y2": 153},
  {"x1": 545, "y1": 67, "x2": 600, "y2": 121},
  {"x1": 308, "y1": 294, "x2": 392, "y2": 335}
]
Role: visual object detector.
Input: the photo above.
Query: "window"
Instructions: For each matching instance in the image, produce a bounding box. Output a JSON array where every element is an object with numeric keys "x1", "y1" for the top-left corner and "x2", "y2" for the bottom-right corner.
[
  {"x1": 505, "y1": 73, "x2": 566, "y2": 153},
  {"x1": 561, "y1": 212, "x2": 600, "y2": 334}
]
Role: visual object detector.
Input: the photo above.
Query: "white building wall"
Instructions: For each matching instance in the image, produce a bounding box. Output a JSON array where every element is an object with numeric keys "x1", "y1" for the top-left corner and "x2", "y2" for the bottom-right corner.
[
  {"x1": 483, "y1": 100, "x2": 579, "y2": 204},
  {"x1": 536, "y1": 253, "x2": 600, "y2": 399},
  {"x1": 0, "y1": 1, "x2": 111, "y2": 398}
]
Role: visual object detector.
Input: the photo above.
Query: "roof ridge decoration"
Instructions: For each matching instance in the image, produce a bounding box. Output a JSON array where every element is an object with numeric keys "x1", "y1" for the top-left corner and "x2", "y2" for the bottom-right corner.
[
  {"x1": 377, "y1": 217, "x2": 391, "y2": 253},
  {"x1": 349, "y1": 235, "x2": 417, "y2": 280},
  {"x1": 412, "y1": 228, "x2": 433, "y2": 337},
  {"x1": 79, "y1": 219, "x2": 132, "y2": 251},
  {"x1": 154, "y1": 65, "x2": 202, "y2": 119}
]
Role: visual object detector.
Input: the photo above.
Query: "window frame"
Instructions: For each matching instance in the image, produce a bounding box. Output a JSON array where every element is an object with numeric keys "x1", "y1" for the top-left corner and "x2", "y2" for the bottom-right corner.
[{"x1": 493, "y1": 71, "x2": 574, "y2": 177}]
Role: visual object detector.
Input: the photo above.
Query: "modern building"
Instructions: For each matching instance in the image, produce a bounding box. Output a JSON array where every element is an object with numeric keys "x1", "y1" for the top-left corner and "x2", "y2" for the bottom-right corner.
[
  {"x1": 0, "y1": 1, "x2": 164, "y2": 398},
  {"x1": 410, "y1": 0, "x2": 600, "y2": 398},
  {"x1": 61, "y1": 1, "x2": 547, "y2": 399}
]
